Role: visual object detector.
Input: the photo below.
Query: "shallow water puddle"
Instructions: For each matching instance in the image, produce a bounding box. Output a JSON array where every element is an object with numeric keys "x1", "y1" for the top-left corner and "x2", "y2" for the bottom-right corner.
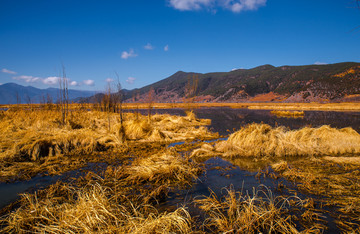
[{"x1": 0, "y1": 162, "x2": 108, "y2": 210}]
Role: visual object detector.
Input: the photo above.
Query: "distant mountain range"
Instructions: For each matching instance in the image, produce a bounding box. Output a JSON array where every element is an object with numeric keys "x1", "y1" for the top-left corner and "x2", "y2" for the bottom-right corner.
[
  {"x1": 120, "y1": 62, "x2": 360, "y2": 103},
  {"x1": 0, "y1": 83, "x2": 95, "y2": 104},
  {"x1": 2, "y1": 62, "x2": 360, "y2": 105}
]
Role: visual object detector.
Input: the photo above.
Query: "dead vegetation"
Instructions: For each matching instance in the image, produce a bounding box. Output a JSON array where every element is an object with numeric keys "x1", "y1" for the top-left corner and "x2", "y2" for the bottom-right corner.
[
  {"x1": 192, "y1": 123, "x2": 360, "y2": 158},
  {"x1": 0, "y1": 149, "x2": 202, "y2": 233},
  {"x1": 1, "y1": 152, "x2": 327, "y2": 233},
  {"x1": 2, "y1": 104, "x2": 360, "y2": 232},
  {"x1": 195, "y1": 186, "x2": 324, "y2": 233},
  {"x1": 0, "y1": 108, "x2": 215, "y2": 181},
  {"x1": 0, "y1": 181, "x2": 193, "y2": 234},
  {"x1": 118, "y1": 152, "x2": 202, "y2": 185},
  {"x1": 271, "y1": 158, "x2": 360, "y2": 232},
  {"x1": 270, "y1": 110, "x2": 305, "y2": 118}
]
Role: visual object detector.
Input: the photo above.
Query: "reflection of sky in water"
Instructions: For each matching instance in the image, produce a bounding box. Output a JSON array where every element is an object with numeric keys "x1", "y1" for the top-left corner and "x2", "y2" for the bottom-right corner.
[{"x1": 0, "y1": 175, "x2": 59, "y2": 209}]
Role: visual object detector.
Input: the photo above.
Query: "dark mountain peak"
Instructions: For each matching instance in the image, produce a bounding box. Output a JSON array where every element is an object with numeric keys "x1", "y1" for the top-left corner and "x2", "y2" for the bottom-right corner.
[
  {"x1": 1, "y1": 82, "x2": 24, "y2": 88},
  {"x1": 0, "y1": 83, "x2": 94, "y2": 104},
  {"x1": 252, "y1": 64, "x2": 275, "y2": 70}
]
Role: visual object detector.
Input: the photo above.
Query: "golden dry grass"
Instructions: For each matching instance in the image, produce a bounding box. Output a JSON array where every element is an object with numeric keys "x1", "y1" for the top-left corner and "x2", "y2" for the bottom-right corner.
[
  {"x1": 323, "y1": 156, "x2": 360, "y2": 165},
  {"x1": 270, "y1": 110, "x2": 305, "y2": 118},
  {"x1": 246, "y1": 102, "x2": 360, "y2": 111},
  {"x1": 0, "y1": 109, "x2": 214, "y2": 161},
  {"x1": 106, "y1": 150, "x2": 202, "y2": 186},
  {"x1": 271, "y1": 158, "x2": 360, "y2": 232},
  {"x1": 0, "y1": 109, "x2": 215, "y2": 181},
  {"x1": 213, "y1": 123, "x2": 360, "y2": 157},
  {"x1": 0, "y1": 182, "x2": 193, "y2": 234},
  {"x1": 2, "y1": 102, "x2": 360, "y2": 111},
  {"x1": 0, "y1": 148, "x2": 203, "y2": 233},
  {"x1": 121, "y1": 102, "x2": 360, "y2": 111},
  {"x1": 195, "y1": 186, "x2": 322, "y2": 233}
]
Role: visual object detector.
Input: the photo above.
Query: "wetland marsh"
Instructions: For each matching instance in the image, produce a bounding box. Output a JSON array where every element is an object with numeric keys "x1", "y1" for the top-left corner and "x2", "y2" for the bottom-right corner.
[{"x1": 0, "y1": 105, "x2": 360, "y2": 233}]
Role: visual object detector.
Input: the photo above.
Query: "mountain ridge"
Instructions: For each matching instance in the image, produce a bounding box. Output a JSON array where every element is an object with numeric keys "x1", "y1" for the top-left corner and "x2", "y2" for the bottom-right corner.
[
  {"x1": 0, "y1": 83, "x2": 95, "y2": 104},
  {"x1": 121, "y1": 62, "x2": 360, "y2": 103},
  {"x1": 2, "y1": 62, "x2": 360, "y2": 104}
]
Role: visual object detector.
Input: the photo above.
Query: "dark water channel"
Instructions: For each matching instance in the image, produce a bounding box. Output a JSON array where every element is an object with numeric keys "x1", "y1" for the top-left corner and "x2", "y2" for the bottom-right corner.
[{"x1": 1, "y1": 107, "x2": 359, "y2": 232}]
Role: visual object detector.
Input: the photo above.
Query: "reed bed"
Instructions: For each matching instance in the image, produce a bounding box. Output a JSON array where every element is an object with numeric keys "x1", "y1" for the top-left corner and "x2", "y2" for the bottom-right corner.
[
  {"x1": 120, "y1": 152, "x2": 202, "y2": 185},
  {"x1": 121, "y1": 102, "x2": 360, "y2": 111},
  {"x1": 270, "y1": 110, "x2": 304, "y2": 118},
  {"x1": 0, "y1": 182, "x2": 193, "y2": 234},
  {"x1": 2, "y1": 102, "x2": 360, "y2": 111},
  {"x1": 192, "y1": 123, "x2": 360, "y2": 158},
  {"x1": 195, "y1": 186, "x2": 322, "y2": 233},
  {"x1": 246, "y1": 102, "x2": 360, "y2": 111},
  {"x1": 271, "y1": 158, "x2": 360, "y2": 232},
  {"x1": 103, "y1": 150, "x2": 203, "y2": 189},
  {"x1": 0, "y1": 109, "x2": 215, "y2": 181},
  {"x1": 1, "y1": 148, "x2": 203, "y2": 233},
  {"x1": 0, "y1": 110, "x2": 214, "y2": 161}
]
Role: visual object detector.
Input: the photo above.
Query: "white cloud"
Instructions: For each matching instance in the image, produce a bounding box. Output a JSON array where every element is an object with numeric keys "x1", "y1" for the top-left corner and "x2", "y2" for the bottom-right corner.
[
  {"x1": 314, "y1": 61, "x2": 327, "y2": 65},
  {"x1": 126, "y1": 77, "x2": 136, "y2": 84},
  {"x1": 43, "y1": 76, "x2": 60, "y2": 85},
  {"x1": 168, "y1": 0, "x2": 267, "y2": 12},
  {"x1": 13, "y1": 75, "x2": 41, "y2": 83},
  {"x1": 69, "y1": 81, "x2": 78, "y2": 86},
  {"x1": 144, "y1": 43, "x2": 154, "y2": 50},
  {"x1": 226, "y1": 0, "x2": 266, "y2": 12},
  {"x1": 106, "y1": 78, "x2": 114, "y2": 83},
  {"x1": 164, "y1": 45, "x2": 169, "y2": 51},
  {"x1": 169, "y1": 0, "x2": 212, "y2": 11},
  {"x1": 12, "y1": 73, "x2": 82, "y2": 87},
  {"x1": 121, "y1": 49, "x2": 138, "y2": 59},
  {"x1": 1, "y1": 68, "x2": 17, "y2": 74},
  {"x1": 83, "y1": 79, "x2": 95, "y2": 86}
]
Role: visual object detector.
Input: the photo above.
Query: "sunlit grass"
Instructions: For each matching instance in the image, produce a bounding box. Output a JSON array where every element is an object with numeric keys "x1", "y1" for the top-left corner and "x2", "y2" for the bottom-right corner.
[
  {"x1": 195, "y1": 186, "x2": 323, "y2": 233},
  {"x1": 0, "y1": 182, "x2": 193, "y2": 234},
  {"x1": 196, "y1": 123, "x2": 360, "y2": 157},
  {"x1": 270, "y1": 110, "x2": 304, "y2": 118},
  {"x1": 271, "y1": 157, "x2": 360, "y2": 232},
  {"x1": 0, "y1": 109, "x2": 215, "y2": 181}
]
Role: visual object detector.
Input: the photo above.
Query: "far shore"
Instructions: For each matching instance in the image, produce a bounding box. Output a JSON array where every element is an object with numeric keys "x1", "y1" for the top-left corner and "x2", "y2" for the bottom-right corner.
[{"x1": 2, "y1": 102, "x2": 359, "y2": 111}]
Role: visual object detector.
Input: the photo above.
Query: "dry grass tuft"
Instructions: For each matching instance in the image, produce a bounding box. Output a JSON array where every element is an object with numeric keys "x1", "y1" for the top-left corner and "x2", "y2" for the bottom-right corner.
[
  {"x1": 323, "y1": 156, "x2": 360, "y2": 165},
  {"x1": 0, "y1": 109, "x2": 215, "y2": 181},
  {"x1": 195, "y1": 186, "x2": 315, "y2": 233},
  {"x1": 214, "y1": 123, "x2": 360, "y2": 157},
  {"x1": 0, "y1": 110, "x2": 214, "y2": 161},
  {"x1": 108, "y1": 151, "x2": 203, "y2": 186},
  {"x1": 271, "y1": 110, "x2": 304, "y2": 118},
  {"x1": 0, "y1": 181, "x2": 193, "y2": 233}
]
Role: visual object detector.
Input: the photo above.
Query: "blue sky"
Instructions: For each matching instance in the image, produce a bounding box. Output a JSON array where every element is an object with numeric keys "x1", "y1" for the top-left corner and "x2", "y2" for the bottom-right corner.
[{"x1": 0, "y1": 0, "x2": 359, "y2": 91}]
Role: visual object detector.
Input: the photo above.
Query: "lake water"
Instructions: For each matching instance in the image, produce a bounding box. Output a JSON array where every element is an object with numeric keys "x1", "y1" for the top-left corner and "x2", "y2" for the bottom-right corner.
[{"x1": 128, "y1": 107, "x2": 360, "y2": 135}]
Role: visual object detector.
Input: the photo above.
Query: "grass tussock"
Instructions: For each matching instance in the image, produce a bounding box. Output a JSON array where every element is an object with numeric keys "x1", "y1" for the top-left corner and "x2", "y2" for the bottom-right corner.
[
  {"x1": 0, "y1": 110, "x2": 214, "y2": 161},
  {"x1": 1, "y1": 182, "x2": 193, "y2": 234},
  {"x1": 213, "y1": 123, "x2": 360, "y2": 157},
  {"x1": 107, "y1": 151, "x2": 203, "y2": 186},
  {"x1": 0, "y1": 109, "x2": 215, "y2": 180},
  {"x1": 122, "y1": 111, "x2": 215, "y2": 142},
  {"x1": 195, "y1": 186, "x2": 321, "y2": 233},
  {"x1": 270, "y1": 110, "x2": 304, "y2": 118},
  {"x1": 1, "y1": 149, "x2": 202, "y2": 233}
]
